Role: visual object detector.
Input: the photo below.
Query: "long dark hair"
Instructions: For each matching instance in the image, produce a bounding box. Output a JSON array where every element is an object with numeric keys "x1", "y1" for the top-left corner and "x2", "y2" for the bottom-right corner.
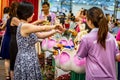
[
  {"x1": 9, "y1": 1, "x2": 19, "y2": 17},
  {"x1": 87, "y1": 7, "x2": 108, "y2": 49}
]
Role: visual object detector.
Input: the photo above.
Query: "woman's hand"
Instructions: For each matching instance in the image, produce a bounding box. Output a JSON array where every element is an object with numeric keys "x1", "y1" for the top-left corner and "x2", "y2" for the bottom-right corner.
[{"x1": 54, "y1": 24, "x2": 66, "y2": 33}]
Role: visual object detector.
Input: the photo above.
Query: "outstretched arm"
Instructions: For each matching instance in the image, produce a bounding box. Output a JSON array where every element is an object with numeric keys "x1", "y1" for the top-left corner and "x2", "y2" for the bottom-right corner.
[
  {"x1": 31, "y1": 20, "x2": 46, "y2": 25},
  {"x1": 35, "y1": 30, "x2": 58, "y2": 39},
  {"x1": 21, "y1": 23, "x2": 65, "y2": 37}
]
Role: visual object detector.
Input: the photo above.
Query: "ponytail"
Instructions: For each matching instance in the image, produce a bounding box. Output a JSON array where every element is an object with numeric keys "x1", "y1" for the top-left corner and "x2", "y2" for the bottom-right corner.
[
  {"x1": 87, "y1": 7, "x2": 109, "y2": 49},
  {"x1": 97, "y1": 16, "x2": 108, "y2": 49}
]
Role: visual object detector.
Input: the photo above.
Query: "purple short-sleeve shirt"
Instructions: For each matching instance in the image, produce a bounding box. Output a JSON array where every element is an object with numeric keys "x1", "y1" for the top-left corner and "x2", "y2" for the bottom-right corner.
[
  {"x1": 77, "y1": 28, "x2": 119, "y2": 80},
  {"x1": 39, "y1": 12, "x2": 56, "y2": 25}
]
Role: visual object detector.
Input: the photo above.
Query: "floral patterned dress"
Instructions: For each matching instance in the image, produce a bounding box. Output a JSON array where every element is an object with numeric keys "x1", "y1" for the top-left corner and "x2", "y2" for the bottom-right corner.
[{"x1": 14, "y1": 23, "x2": 42, "y2": 80}]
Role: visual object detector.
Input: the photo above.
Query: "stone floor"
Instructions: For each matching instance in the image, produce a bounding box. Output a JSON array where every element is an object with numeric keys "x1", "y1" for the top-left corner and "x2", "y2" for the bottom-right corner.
[{"x1": 0, "y1": 59, "x2": 5, "y2": 80}]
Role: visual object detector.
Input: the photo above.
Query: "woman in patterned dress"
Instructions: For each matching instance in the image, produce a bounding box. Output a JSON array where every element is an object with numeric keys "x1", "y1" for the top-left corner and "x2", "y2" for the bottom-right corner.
[{"x1": 14, "y1": 1, "x2": 64, "y2": 80}]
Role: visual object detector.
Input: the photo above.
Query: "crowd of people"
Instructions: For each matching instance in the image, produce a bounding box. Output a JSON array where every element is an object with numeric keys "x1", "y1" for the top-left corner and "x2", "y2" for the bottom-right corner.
[{"x1": 0, "y1": 1, "x2": 120, "y2": 80}]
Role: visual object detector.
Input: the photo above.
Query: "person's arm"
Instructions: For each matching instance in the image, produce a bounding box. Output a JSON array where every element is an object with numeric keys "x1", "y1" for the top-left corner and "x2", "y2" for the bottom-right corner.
[
  {"x1": 21, "y1": 23, "x2": 64, "y2": 37},
  {"x1": 76, "y1": 37, "x2": 88, "y2": 59},
  {"x1": 114, "y1": 38, "x2": 120, "y2": 61},
  {"x1": 22, "y1": 24, "x2": 55, "y2": 34},
  {"x1": 35, "y1": 29, "x2": 58, "y2": 39},
  {"x1": 11, "y1": 17, "x2": 20, "y2": 26},
  {"x1": 116, "y1": 53, "x2": 120, "y2": 61},
  {"x1": 31, "y1": 20, "x2": 46, "y2": 25},
  {"x1": 0, "y1": 22, "x2": 6, "y2": 30},
  {"x1": 117, "y1": 41, "x2": 120, "y2": 48}
]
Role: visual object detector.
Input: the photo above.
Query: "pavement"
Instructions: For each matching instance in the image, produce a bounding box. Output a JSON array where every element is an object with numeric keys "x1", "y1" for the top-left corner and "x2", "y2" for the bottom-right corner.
[{"x1": 0, "y1": 59, "x2": 5, "y2": 80}]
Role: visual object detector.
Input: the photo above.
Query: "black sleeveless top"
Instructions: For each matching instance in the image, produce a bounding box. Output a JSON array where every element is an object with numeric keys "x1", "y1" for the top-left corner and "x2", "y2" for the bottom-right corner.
[{"x1": 9, "y1": 17, "x2": 18, "y2": 70}]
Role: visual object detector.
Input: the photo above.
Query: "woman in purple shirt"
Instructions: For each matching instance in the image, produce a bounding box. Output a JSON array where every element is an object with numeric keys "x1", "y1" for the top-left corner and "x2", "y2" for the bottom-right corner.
[{"x1": 76, "y1": 7, "x2": 120, "y2": 80}]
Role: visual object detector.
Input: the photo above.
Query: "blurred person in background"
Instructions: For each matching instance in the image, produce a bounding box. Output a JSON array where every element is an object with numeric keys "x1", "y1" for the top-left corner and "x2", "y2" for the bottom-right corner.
[
  {"x1": 0, "y1": 2, "x2": 20, "y2": 80},
  {"x1": 39, "y1": 2, "x2": 56, "y2": 25},
  {"x1": 0, "y1": 6, "x2": 10, "y2": 80}
]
